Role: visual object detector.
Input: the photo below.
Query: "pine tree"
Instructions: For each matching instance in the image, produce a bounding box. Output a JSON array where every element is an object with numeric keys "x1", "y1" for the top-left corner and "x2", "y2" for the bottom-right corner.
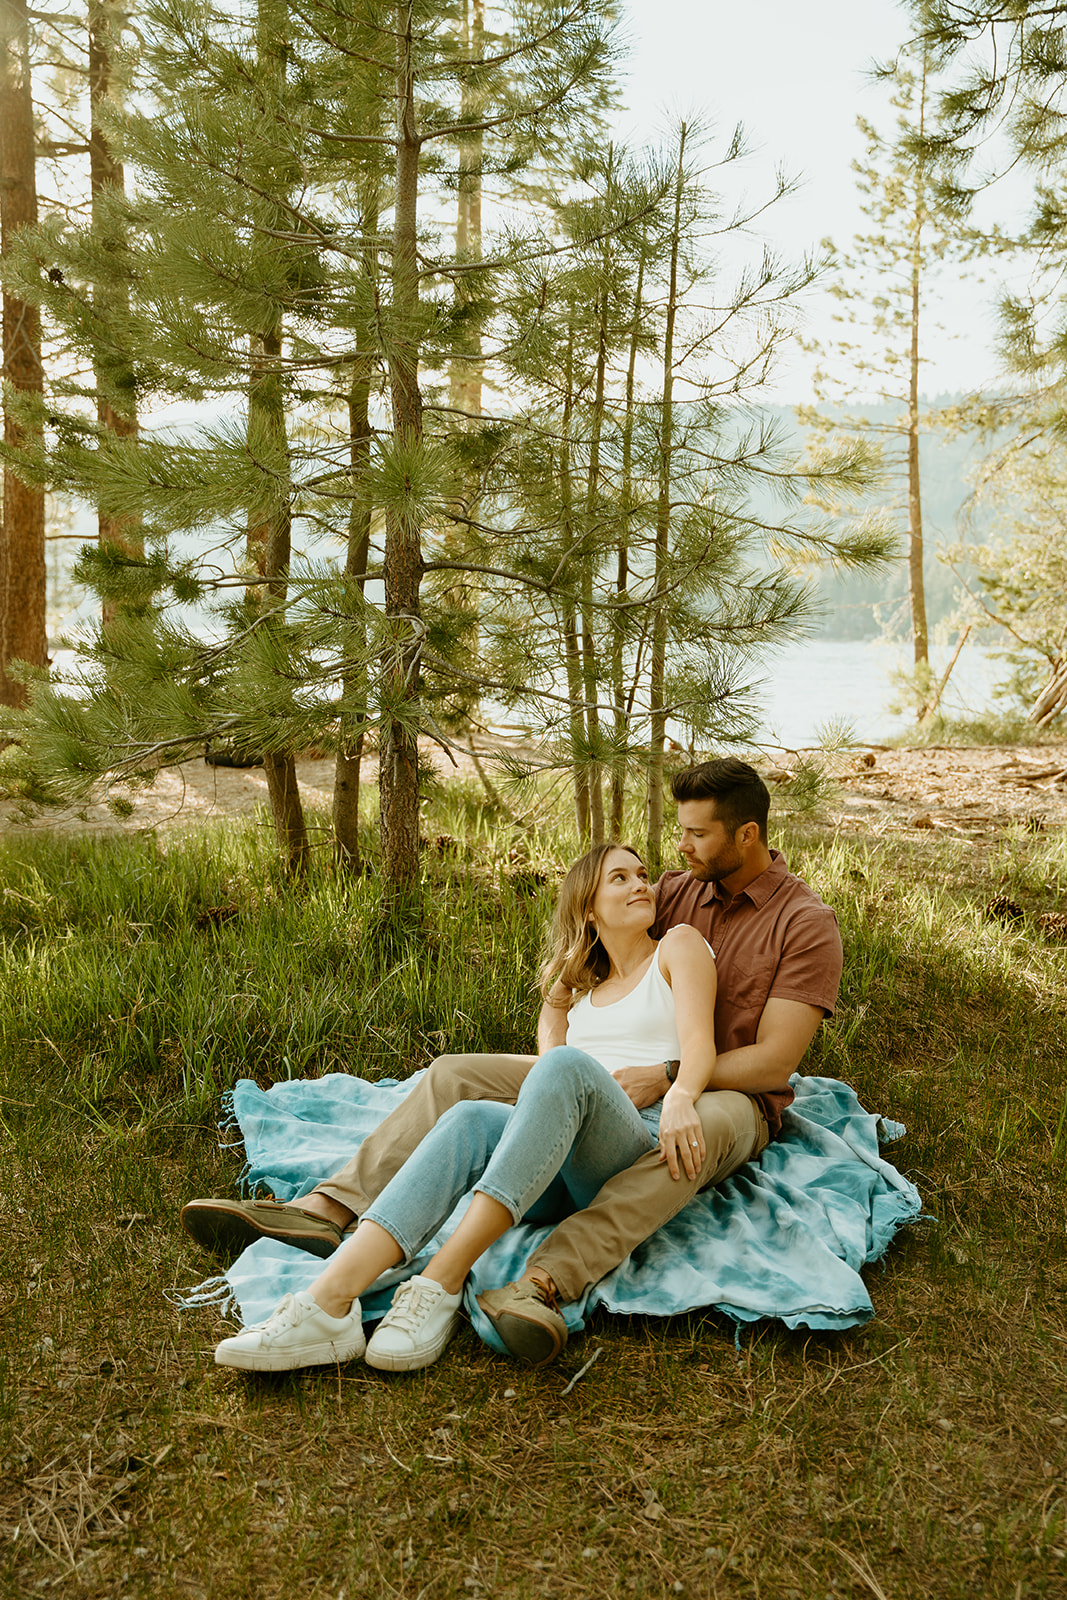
[
  {"x1": 8, "y1": 4, "x2": 888, "y2": 894},
  {"x1": 799, "y1": 44, "x2": 968, "y2": 716},
  {"x1": 5, "y1": 0, "x2": 621, "y2": 893},
  {"x1": 0, "y1": 0, "x2": 46, "y2": 707},
  {"x1": 943, "y1": 422, "x2": 1067, "y2": 720},
  {"x1": 905, "y1": 3, "x2": 1067, "y2": 719},
  {"x1": 88, "y1": 0, "x2": 142, "y2": 605},
  {"x1": 465, "y1": 126, "x2": 892, "y2": 869}
]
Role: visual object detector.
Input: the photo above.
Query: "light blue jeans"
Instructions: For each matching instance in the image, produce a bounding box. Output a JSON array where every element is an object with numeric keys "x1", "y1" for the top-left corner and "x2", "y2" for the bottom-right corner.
[{"x1": 360, "y1": 1046, "x2": 659, "y2": 1262}]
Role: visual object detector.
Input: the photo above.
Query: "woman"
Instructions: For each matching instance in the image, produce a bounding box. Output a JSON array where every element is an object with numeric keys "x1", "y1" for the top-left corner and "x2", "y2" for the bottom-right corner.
[{"x1": 214, "y1": 842, "x2": 717, "y2": 1374}]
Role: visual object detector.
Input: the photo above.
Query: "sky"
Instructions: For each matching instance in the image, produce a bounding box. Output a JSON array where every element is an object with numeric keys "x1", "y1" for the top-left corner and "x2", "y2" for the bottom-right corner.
[{"x1": 612, "y1": 0, "x2": 1022, "y2": 402}]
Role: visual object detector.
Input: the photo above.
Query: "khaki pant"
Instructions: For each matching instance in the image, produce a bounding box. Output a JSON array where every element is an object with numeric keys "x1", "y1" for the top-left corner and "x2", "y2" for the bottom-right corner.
[{"x1": 312, "y1": 1053, "x2": 769, "y2": 1304}]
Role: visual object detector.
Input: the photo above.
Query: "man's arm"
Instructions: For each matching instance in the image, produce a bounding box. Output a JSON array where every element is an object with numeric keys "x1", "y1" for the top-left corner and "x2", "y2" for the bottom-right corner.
[
  {"x1": 611, "y1": 997, "x2": 824, "y2": 1108},
  {"x1": 705, "y1": 997, "x2": 824, "y2": 1092}
]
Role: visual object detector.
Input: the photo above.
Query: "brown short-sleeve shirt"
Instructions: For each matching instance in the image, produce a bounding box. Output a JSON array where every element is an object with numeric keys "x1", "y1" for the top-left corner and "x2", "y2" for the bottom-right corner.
[{"x1": 652, "y1": 852, "x2": 843, "y2": 1137}]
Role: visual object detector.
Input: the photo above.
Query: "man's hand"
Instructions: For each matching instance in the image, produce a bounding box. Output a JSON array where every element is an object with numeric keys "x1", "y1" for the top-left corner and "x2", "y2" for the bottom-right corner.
[{"x1": 611, "y1": 1062, "x2": 670, "y2": 1109}]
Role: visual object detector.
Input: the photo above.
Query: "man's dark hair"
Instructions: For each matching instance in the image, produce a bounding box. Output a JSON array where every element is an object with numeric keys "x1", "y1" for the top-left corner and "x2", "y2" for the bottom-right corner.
[{"x1": 670, "y1": 757, "x2": 770, "y2": 842}]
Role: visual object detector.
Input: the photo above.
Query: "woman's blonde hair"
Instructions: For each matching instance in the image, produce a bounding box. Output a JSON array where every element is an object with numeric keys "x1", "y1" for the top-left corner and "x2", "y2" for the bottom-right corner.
[{"x1": 538, "y1": 842, "x2": 645, "y2": 1002}]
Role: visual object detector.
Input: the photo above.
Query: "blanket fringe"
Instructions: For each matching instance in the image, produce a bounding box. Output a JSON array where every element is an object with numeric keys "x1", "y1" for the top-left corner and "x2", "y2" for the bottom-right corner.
[{"x1": 166, "y1": 1275, "x2": 239, "y2": 1320}]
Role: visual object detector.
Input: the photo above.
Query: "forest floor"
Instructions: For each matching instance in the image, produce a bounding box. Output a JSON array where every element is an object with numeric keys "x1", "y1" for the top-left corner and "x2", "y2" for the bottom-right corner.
[
  {"x1": 2, "y1": 747, "x2": 1066, "y2": 1599},
  {"x1": 4, "y1": 736, "x2": 1067, "y2": 844}
]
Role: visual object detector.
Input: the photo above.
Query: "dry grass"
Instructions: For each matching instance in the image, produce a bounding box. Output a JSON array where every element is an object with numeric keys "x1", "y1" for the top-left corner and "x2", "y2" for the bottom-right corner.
[{"x1": 1, "y1": 799, "x2": 1066, "y2": 1599}]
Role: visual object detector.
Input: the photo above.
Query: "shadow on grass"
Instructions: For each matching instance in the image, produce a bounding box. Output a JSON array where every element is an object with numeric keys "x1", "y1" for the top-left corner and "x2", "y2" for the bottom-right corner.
[{"x1": 0, "y1": 813, "x2": 1065, "y2": 1597}]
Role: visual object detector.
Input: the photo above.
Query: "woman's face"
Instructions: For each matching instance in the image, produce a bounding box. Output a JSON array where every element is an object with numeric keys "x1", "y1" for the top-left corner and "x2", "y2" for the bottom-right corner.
[{"x1": 589, "y1": 848, "x2": 654, "y2": 937}]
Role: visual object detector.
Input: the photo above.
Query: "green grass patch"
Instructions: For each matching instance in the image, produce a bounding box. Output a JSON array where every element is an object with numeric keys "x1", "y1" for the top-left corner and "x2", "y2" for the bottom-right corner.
[{"x1": 1, "y1": 784, "x2": 1065, "y2": 1597}]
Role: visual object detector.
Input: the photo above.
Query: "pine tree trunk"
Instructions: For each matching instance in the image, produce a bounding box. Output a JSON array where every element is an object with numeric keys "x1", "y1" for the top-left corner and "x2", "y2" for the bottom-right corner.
[
  {"x1": 907, "y1": 74, "x2": 930, "y2": 701},
  {"x1": 581, "y1": 276, "x2": 610, "y2": 845},
  {"x1": 558, "y1": 331, "x2": 589, "y2": 841},
  {"x1": 611, "y1": 248, "x2": 645, "y2": 836},
  {"x1": 906, "y1": 280, "x2": 928, "y2": 675},
  {"x1": 89, "y1": 0, "x2": 141, "y2": 625},
  {"x1": 379, "y1": 1, "x2": 424, "y2": 897},
  {"x1": 442, "y1": 0, "x2": 484, "y2": 731},
  {"x1": 450, "y1": 0, "x2": 483, "y2": 418},
  {"x1": 646, "y1": 125, "x2": 687, "y2": 877},
  {"x1": 242, "y1": 0, "x2": 308, "y2": 877},
  {"x1": 332, "y1": 366, "x2": 373, "y2": 872},
  {"x1": 249, "y1": 327, "x2": 309, "y2": 876},
  {"x1": 0, "y1": 0, "x2": 46, "y2": 708}
]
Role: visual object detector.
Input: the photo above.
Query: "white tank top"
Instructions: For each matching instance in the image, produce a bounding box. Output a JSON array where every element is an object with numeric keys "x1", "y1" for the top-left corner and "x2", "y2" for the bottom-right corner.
[{"x1": 564, "y1": 934, "x2": 713, "y2": 1076}]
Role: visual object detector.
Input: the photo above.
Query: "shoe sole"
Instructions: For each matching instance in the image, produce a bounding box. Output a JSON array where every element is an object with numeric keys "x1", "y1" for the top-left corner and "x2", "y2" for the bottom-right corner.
[
  {"x1": 214, "y1": 1334, "x2": 366, "y2": 1372},
  {"x1": 364, "y1": 1311, "x2": 461, "y2": 1372},
  {"x1": 180, "y1": 1203, "x2": 340, "y2": 1261},
  {"x1": 481, "y1": 1306, "x2": 566, "y2": 1366}
]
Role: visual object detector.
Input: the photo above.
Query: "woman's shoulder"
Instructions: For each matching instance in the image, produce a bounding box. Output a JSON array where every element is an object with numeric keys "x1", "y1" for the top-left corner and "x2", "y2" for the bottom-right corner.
[
  {"x1": 656, "y1": 924, "x2": 715, "y2": 979},
  {"x1": 658, "y1": 923, "x2": 714, "y2": 955}
]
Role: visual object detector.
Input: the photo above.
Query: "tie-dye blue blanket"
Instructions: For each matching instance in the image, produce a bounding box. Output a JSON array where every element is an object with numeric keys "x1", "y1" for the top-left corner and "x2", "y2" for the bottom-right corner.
[{"x1": 179, "y1": 1071, "x2": 922, "y2": 1352}]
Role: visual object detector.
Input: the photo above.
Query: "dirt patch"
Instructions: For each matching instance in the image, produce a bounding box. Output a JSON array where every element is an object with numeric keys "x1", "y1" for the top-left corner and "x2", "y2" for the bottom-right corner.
[
  {"x1": 802, "y1": 742, "x2": 1067, "y2": 842},
  {"x1": 2, "y1": 738, "x2": 1065, "y2": 843},
  {"x1": 0, "y1": 734, "x2": 534, "y2": 840}
]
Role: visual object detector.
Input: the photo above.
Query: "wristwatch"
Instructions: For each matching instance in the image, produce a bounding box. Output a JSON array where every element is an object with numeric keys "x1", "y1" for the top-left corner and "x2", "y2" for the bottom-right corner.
[{"x1": 664, "y1": 1059, "x2": 680, "y2": 1084}]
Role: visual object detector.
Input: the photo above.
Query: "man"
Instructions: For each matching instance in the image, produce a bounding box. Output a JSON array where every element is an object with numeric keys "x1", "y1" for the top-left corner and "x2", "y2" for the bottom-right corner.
[{"x1": 182, "y1": 757, "x2": 842, "y2": 1362}]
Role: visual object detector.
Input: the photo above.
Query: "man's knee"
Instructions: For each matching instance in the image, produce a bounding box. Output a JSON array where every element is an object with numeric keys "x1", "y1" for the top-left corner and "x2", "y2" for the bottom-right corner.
[
  {"x1": 696, "y1": 1091, "x2": 765, "y2": 1185},
  {"x1": 426, "y1": 1052, "x2": 530, "y2": 1104},
  {"x1": 426, "y1": 1052, "x2": 483, "y2": 1089}
]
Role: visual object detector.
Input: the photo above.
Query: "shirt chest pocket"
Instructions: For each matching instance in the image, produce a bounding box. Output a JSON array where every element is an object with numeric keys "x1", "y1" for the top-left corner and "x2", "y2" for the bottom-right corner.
[{"x1": 718, "y1": 957, "x2": 771, "y2": 1021}]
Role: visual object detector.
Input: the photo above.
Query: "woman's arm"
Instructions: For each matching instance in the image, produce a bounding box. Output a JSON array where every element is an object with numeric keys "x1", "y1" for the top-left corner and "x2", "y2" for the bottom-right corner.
[
  {"x1": 656, "y1": 925, "x2": 717, "y2": 1180},
  {"x1": 536, "y1": 981, "x2": 572, "y2": 1053}
]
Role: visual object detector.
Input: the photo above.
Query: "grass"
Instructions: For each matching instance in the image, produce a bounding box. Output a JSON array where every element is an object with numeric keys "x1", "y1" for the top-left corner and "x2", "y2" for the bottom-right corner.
[
  {"x1": 888, "y1": 709, "x2": 1063, "y2": 747},
  {"x1": 1, "y1": 781, "x2": 1066, "y2": 1598}
]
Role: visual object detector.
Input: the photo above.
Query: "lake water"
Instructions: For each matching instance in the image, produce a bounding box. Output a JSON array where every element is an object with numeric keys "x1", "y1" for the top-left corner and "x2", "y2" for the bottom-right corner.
[
  {"x1": 753, "y1": 637, "x2": 1008, "y2": 747},
  {"x1": 51, "y1": 635, "x2": 1013, "y2": 753}
]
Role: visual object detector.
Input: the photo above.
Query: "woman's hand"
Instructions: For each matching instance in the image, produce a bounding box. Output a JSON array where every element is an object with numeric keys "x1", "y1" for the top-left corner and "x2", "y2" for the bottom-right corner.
[{"x1": 656, "y1": 1084, "x2": 706, "y2": 1180}]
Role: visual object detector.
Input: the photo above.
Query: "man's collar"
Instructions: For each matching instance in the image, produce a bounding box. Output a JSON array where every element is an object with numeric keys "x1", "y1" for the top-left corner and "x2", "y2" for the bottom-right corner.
[{"x1": 707, "y1": 848, "x2": 788, "y2": 909}]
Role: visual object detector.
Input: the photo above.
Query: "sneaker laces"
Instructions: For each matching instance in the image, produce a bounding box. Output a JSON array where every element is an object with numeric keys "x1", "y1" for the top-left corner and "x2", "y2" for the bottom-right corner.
[
  {"x1": 246, "y1": 1292, "x2": 306, "y2": 1337},
  {"x1": 385, "y1": 1278, "x2": 447, "y2": 1332}
]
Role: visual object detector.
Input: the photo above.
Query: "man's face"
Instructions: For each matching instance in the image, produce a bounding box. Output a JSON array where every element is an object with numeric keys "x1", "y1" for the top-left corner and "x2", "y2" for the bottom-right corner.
[{"x1": 676, "y1": 799, "x2": 744, "y2": 884}]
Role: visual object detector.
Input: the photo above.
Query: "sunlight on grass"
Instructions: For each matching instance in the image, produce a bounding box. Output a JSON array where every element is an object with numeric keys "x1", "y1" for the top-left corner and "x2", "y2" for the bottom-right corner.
[{"x1": 0, "y1": 787, "x2": 1065, "y2": 1599}]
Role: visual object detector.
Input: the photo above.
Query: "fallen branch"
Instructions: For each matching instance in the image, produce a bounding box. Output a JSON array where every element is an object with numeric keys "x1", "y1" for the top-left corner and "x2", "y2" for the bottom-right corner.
[
  {"x1": 560, "y1": 1345, "x2": 603, "y2": 1396},
  {"x1": 921, "y1": 625, "x2": 972, "y2": 725}
]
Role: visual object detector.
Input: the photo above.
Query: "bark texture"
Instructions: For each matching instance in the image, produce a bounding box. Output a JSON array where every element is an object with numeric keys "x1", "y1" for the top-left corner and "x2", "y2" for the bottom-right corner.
[
  {"x1": 248, "y1": 325, "x2": 309, "y2": 877},
  {"x1": 332, "y1": 367, "x2": 374, "y2": 871},
  {"x1": 646, "y1": 125, "x2": 687, "y2": 877},
  {"x1": 89, "y1": 0, "x2": 142, "y2": 619},
  {"x1": 379, "y1": 2, "x2": 425, "y2": 896},
  {"x1": 0, "y1": 0, "x2": 46, "y2": 707},
  {"x1": 906, "y1": 82, "x2": 930, "y2": 683}
]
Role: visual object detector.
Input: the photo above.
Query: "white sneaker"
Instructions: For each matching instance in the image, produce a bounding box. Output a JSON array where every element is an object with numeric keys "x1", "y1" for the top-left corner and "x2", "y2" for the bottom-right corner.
[
  {"x1": 214, "y1": 1290, "x2": 366, "y2": 1372},
  {"x1": 364, "y1": 1274, "x2": 463, "y2": 1372}
]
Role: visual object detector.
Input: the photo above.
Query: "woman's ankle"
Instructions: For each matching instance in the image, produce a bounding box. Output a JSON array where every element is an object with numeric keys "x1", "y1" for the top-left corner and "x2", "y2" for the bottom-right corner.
[
  {"x1": 312, "y1": 1288, "x2": 357, "y2": 1320},
  {"x1": 421, "y1": 1269, "x2": 466, "y2": 1297}
]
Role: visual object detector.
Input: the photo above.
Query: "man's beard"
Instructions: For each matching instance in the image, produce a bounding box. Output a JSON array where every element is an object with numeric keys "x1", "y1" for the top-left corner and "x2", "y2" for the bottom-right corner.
[{"x1": 687, "y1": 846, "x2": 743, "y2": 884}]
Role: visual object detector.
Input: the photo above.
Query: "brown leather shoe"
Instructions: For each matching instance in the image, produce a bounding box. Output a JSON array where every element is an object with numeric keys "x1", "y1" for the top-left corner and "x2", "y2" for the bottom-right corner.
[
  {"x1": 476, "y1": 1278, "x2": 568, "y2": 1365},
  {"x1": 180, "y1": 1197, "x2": 344, "y2": 1260}
]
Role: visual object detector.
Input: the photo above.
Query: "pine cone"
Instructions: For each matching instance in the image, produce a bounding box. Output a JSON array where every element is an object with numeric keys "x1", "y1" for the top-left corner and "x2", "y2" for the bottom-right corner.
[
  {"x1": 985, "y1": 894, "x2": 1025, "y2": 925},
  {"x1": 1037, "y1": 911, "x2": 1067, "y2": 942}
]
